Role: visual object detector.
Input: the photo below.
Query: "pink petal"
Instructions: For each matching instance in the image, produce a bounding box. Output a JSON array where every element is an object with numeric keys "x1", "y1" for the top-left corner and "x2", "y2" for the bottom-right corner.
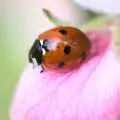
[{"x1": 10, "y1": 30, "x2": 120, "y2": 120}]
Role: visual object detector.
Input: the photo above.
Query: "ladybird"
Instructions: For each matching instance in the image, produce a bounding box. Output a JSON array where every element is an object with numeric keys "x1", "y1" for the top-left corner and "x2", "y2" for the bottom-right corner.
[{"x1": 28, "y1": 26, "x2": 91, "y2": 72}]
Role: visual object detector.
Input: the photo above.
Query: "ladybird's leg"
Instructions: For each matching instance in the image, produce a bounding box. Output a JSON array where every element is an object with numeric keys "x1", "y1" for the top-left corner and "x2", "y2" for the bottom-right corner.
[
  {"x1": 81, "y1": 52, "x2": 87, "y2": 61},
  {"x1": 79, "y1": 52, "x2": 89, "y2": 65},
  {"x1": 40, "y1": 64, "x2": 45, "y2": 73},
  {"x1": 57, "y1": 61, "x2": 65, "y2": 68}
]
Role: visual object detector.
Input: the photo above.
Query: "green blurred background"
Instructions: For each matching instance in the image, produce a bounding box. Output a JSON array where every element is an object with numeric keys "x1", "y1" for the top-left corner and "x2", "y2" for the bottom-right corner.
[
  {"x1": 0, "y1": 1, "x2": 55, "y2": 120},
  {"x1": 0, "y1": 0, "x2": 109, "y2": 120}
]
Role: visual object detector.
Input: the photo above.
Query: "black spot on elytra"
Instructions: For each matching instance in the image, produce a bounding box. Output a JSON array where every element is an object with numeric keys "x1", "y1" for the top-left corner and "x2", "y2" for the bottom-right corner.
[
  {"x1": 57, "y1": 46, "x2": 60, "y2": 48},
  {"x1": 59, "y1": 29, "x2": 67, "y2": 35},
  {"x1": 57, "y1": 61, "x2": 65, "y2": 68},
  {"x1": 64, "y1": 45, "x2": 71, "y2": 55}
]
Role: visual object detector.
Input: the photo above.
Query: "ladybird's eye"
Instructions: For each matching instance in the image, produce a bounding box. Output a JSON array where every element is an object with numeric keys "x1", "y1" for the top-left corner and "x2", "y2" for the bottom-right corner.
[
  {"x1": 64, "y1": 45, "x2": 71, "y2": 55},
  {"x1": 59, "y1": 29, "x2": 67, "y2": 35}
]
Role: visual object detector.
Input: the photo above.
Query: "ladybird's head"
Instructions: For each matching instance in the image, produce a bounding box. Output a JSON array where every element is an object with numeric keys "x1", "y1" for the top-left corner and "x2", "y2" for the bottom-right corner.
[
  {"x1": 28, "y1": 39, "x2": 52, "y2": 66},
  {"x1": 28, "y1": 40, "x2": 43, "y2": 65}
]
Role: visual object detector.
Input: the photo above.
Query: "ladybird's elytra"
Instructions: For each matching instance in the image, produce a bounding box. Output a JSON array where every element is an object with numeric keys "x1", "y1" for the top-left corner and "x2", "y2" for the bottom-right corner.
[
  {"x1": 64, "y1": 45, "x2": 71, "y2": 55},
  {"x1": 28, "y1": 26, "x2": 91, "y2": 72},
  {"x1": 59, "y1": 29, "x2": 67, "y2": 35}
]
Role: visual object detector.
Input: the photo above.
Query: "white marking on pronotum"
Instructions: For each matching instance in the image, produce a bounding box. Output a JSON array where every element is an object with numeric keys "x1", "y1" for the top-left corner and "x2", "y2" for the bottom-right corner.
[
  {"x1": 33, "y1": 58, "x2": 37, "y2": 65},
  {"x1": 42, "y1": 48, "x2": 46, "y2": 55},
  {"x1": 40, "y1": 39, "x2": 44, "y2": 46},
  {"x1": 39, "y1": 39, "x2": 46, "y2": 56},
  {"x1": 32, "y1": 58, "x2": 38, "y2": 68}
]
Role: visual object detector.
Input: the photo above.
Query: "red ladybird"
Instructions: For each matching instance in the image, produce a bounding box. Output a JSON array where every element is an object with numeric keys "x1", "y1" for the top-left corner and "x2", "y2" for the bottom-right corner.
[{"x1": 28, "y1": 26, "x2": 91, "y2": 72}]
